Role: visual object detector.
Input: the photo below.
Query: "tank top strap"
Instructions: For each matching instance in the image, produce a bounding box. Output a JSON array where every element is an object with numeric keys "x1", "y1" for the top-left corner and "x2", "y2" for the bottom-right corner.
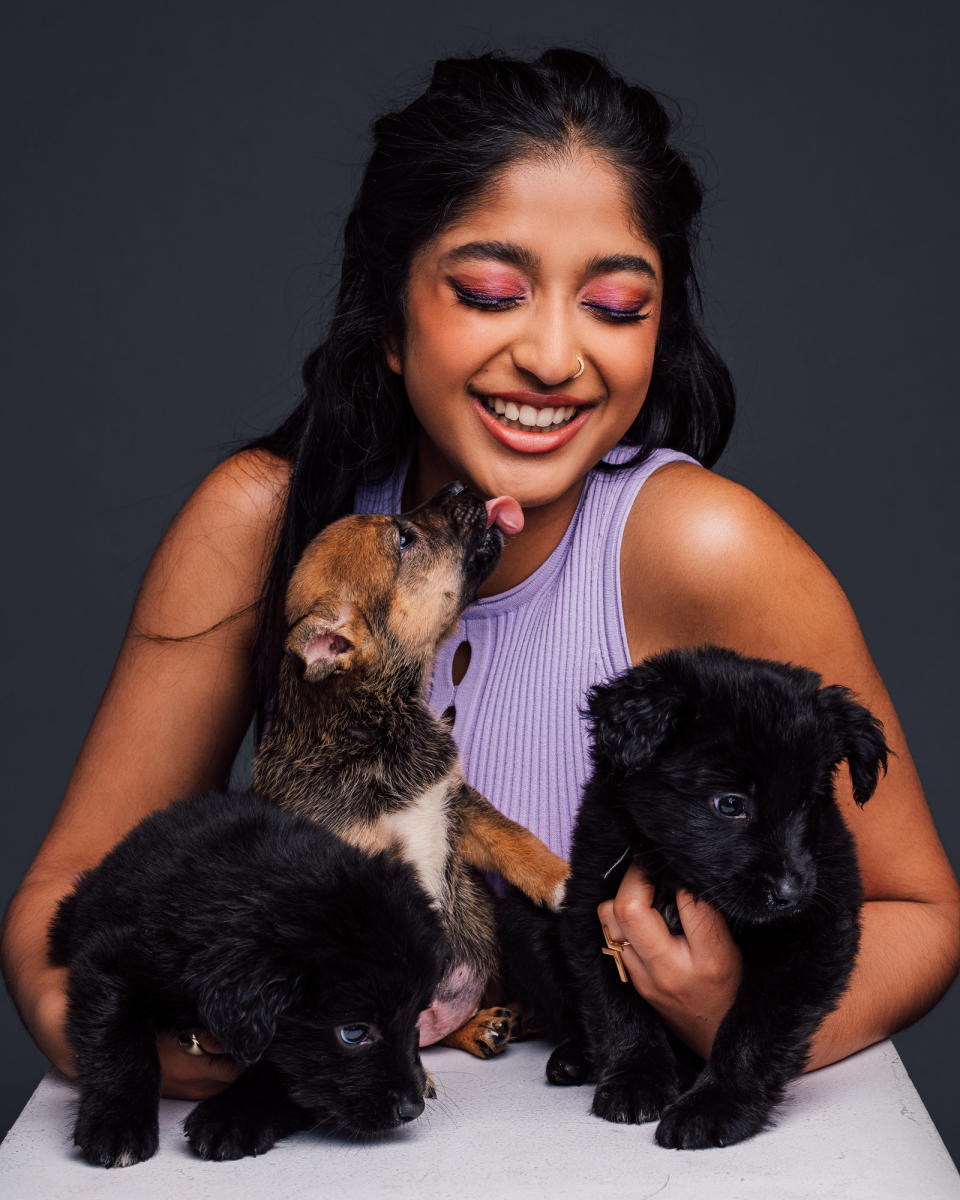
[{"x1": 574, "y1": 445, "x2": 701, "y2": 679}]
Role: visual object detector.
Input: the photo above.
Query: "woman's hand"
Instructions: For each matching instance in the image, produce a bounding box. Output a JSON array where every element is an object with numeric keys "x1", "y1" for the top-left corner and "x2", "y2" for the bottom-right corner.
[
  {"x1": 157, "y1": 1031, "x2": 243, "y2": 1101},
  {"x1": 597, "y1": 863, "x2": 743, "y2": 1060},
  {"x1": 22, "y1": 968, "x2": 242, "y2": 1102}
]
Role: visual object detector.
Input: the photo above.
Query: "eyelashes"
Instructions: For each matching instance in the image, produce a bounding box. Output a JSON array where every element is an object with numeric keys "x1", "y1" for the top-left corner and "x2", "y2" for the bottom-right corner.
[
  {"x1": 452, "y1": 284, "x2": 524, "y2": 313},
  {"x1": 450, "y1": 282, "x2": 651, "y2": 324},
  {"x1": 581, "y1": 301, "x2": 651, "y2": 325}
]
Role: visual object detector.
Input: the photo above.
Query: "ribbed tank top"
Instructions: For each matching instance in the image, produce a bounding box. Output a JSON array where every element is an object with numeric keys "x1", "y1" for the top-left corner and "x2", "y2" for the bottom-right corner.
[{"x1": 354, "y1": 445, "x2": 699, "y2": 859}]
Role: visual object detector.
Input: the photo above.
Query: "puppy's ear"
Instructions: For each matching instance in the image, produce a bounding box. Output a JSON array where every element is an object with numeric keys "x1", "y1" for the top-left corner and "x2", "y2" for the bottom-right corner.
[
  {"x1": 586, "y1": 665, "x2": 684, "y2": 774},
  {"x1": 197, "y1": 958, "x2": 298, "y2": 1066},
  {"x1": 818, "y1": 684, "x2": 890, "y2": 806},
  {"x1": 285, "y1": 604, "x2": 359, "y2": 683}
]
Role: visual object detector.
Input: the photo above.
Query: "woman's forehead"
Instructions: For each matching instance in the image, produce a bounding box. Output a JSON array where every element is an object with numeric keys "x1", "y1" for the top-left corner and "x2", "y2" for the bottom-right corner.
[{"x1": 421, "y1": 152, "x2": 661, "y2": 279}]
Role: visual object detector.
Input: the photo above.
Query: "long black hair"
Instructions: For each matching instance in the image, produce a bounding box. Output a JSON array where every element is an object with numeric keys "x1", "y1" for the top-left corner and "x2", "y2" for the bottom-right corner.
[{"x1": 244, "y1": 47, "x2": 735, "y2": 736}]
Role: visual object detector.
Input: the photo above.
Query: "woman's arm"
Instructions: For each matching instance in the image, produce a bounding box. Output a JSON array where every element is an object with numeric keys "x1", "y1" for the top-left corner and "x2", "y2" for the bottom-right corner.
[
  {"x1": 1, "y1": 449, "x2": 290, "y2": 1099},
  {"x1": 609, "y1": 461, "x2": 960, "y2": 1067}
]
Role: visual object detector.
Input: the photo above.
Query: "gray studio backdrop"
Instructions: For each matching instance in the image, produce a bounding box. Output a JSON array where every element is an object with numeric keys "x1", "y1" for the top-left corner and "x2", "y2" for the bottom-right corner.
[{"x1": 3, "y1": 0, "x2": 958, "y2": 1166}]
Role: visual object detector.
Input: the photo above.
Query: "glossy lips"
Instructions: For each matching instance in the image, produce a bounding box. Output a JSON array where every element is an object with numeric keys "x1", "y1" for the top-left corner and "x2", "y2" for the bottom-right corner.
[{"x1": 472, "y1": 394, "x2": 594, "y2": 454}]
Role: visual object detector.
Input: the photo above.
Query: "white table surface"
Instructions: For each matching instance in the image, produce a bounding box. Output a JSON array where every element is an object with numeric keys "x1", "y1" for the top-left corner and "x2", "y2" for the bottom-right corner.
[{"x1": 1, "y1": 1040, "x2": 957, "y2": 1199}]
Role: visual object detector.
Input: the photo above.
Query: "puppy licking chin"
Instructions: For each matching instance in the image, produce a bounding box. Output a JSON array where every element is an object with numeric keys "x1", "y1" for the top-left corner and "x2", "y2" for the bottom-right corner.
[
  {"x1": 484, "y1": 495, "x2": 524, "y2": 536},
  {"x1": 416, "y1": 963, "x2": 484, "y2": 1045}
]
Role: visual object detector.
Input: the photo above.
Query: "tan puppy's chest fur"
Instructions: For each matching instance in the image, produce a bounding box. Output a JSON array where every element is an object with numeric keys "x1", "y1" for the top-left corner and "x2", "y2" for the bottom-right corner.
[
  {"x1": 338, "y1": 770, "x2": 457, "y2": 909},
  {"x1": 252, "y1": 485, "x2": 569, "y2": 1058}
]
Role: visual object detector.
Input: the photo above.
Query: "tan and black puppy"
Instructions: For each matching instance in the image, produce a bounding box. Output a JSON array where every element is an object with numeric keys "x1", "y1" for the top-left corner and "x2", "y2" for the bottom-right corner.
[{"x1": 253, "y1": 481, "x2": 568, "y2": 1056}]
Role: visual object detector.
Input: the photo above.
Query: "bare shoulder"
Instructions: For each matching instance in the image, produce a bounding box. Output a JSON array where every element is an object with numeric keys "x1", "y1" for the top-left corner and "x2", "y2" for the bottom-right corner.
[
  {"x1": 172, "y1": 447, "x2": 291, "y2": 548},
  {"x1": 621, "y1": 460, "x2": 853, "y2": 662},
  {"x1": 137, "y1": 448, "x2": 292, "y2": 639},
  {"x1": 620, "y1": 458, "x2": 959, "y2": 910}
]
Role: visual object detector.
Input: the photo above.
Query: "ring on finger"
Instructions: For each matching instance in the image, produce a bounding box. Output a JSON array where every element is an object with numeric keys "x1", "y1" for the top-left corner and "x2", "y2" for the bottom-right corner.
[
  {"x1": 601, "y1": 924, "x2": 631, "y2": 984},
  {"x1": 177, "y1": 1031, "x2": 206, "y2": 1057}
]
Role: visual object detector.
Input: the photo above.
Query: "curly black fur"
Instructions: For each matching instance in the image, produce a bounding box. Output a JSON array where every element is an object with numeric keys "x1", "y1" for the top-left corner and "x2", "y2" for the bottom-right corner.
[
  {"x1": 544, "y1": 646, "x2": 889, "y2": 1149},
  {"x1": 49, "y1": 791, "x2": 448, "y2": 1167}
]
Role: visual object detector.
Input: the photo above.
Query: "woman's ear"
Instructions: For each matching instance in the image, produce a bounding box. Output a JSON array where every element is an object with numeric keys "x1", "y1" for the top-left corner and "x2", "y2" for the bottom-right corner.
[{"x1": 382, "y1": 330, "x2": 403, "y2": 375}]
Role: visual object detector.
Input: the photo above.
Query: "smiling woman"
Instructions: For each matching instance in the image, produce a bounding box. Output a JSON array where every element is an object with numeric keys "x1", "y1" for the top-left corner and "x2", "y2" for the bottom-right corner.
[
  {"x1": 388, "y1": 153, "x2": 663, "y2": 525},
  {"x1": 2, "y1": 47, "x2": 957, "y2": 1117}
]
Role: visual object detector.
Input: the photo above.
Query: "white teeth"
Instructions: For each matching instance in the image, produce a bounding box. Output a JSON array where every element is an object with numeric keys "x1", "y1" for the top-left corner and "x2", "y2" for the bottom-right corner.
[{"x1": 482, "y1": 397, "x2": 582, "y2": 432}]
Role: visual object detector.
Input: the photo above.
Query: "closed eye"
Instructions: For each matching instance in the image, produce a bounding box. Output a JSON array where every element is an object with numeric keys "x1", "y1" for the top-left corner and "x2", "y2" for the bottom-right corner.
[{"x1": 581, "y1": 302, "x2": 651, "y2": 324}]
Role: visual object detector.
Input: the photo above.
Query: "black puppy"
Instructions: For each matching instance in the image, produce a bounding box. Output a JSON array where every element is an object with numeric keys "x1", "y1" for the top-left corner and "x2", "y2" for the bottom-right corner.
[
  {"x1": 551, "y1": 645, "x2": 889, "y2": 1149},
  {"x1": 49, "y1": 791, "x2": 448, "y2": 1167}
]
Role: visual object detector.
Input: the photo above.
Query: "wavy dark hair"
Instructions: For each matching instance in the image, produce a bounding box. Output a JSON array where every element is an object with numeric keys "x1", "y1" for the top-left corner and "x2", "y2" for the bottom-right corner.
[{"x1": 243, "y1": 47, "x2": 735, "y2": 737}]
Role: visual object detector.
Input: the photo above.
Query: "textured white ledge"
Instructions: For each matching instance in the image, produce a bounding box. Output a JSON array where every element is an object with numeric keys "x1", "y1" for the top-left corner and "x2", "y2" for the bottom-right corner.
[{"x1": 1, "y1": 1040, "x2": 957, "y2": 1199}]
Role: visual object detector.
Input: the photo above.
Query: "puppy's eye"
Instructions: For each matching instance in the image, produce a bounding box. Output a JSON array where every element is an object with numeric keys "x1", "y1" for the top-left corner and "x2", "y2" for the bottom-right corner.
[
  {"x1": 397, "y1": 524, "x2": 417, "y2": 554},
  {"x1": 713, "y1": 794, "x2": 747, "y2": 819},
  {"x1": 337, "y1": 1023, "x2": 372, "y2": 1047}
]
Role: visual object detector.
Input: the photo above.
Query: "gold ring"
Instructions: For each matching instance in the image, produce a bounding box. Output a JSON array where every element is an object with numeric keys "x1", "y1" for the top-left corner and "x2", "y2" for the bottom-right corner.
[
  {"x1": 177, "y1": 1031, "x2": 206, "y2": 1057},
  {"x1": 601, "y1": 924, "x2": 631, "y2": 984}
]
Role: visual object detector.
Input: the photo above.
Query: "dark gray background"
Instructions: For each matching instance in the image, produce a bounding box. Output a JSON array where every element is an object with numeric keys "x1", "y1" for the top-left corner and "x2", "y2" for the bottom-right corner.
[{"x1": 3, "y1": 0, "x2": 958, "y2": 1167}]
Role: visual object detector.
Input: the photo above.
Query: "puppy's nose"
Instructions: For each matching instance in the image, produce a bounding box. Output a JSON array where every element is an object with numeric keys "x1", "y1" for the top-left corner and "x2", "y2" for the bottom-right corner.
[
  {"x1": 393, "y1": 1094, "x2": 425, "y2": 1124},
  {"x1": 767, "y1": 873, "x2": 805, "y2": 908}
]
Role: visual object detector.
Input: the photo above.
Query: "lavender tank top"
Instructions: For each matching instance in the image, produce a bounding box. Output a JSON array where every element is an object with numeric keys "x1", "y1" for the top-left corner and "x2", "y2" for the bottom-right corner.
[{"x1": 354, "y1": 446, "x2": 699, "y2": 859}]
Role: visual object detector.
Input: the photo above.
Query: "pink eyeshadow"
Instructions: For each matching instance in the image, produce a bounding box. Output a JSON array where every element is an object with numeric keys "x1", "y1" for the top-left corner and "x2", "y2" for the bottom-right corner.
[
  {"x1": 449, "y1": 270, "x2": 526, "y2": 297},
  {"x1": 582, "y1": 282, "x2": 650, "y2": 307}
]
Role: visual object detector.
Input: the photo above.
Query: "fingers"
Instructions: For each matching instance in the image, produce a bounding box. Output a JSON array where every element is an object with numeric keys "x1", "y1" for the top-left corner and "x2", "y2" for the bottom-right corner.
[
  {"x1": 157, "y1": 1030, "x2": 244, "y2": 1101},
  {"x1": 599, "y1": 864, "x2": 669, "y2": 952},
  {"x1": 674, "y1": 888, "x2": 743, "y2": 995},
  {"x1": 597, "y1": 864, "x2": 676, "y2": 990},
  {"x1": 675, "y1": 888, "x2": 739, "y2": 959}
]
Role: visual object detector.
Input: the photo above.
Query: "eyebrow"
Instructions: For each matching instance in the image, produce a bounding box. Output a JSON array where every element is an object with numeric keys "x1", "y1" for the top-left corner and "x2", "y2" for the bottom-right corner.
[
  {"x1": 442, "y1": 241, "x2": 659, "y2": 283},
  {"x1": 584, "y1": 252, "x2": 659, "y2": 283},
  {"x1": 443, "y1": 241, "x2": 539, "y2": 271}
]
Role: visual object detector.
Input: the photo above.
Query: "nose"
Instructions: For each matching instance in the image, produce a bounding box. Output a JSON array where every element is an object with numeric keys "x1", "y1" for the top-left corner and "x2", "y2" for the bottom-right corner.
[
  {"x1": 510, "y1": 304, "x2": 581, "y2": 387},
  {"x1": 766, "y1": 871, "x2": 807, "y2": 909},
  {"x1": 393, "y1": 1093, "x2": 425, "y2": 1124}
]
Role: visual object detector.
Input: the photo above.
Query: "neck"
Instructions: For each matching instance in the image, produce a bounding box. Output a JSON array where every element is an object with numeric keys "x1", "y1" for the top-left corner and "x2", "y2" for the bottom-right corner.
[{"x1": 405, "y1": 436, "x2": 586, "y2": 596}]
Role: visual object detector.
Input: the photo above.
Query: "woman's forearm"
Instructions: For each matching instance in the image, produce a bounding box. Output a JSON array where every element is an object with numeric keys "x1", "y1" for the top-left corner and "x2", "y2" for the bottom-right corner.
[
  {"x1": 805, "y1": 897, "x2": 960, "y2": 1071},
  {"x1": 1, "y1": 875, "x2": 76, "y2": 1077}
]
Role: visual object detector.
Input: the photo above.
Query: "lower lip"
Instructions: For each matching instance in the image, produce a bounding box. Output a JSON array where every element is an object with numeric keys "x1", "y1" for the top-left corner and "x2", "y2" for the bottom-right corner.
[{"x1": 471, "y1": 396, "x2": 594, "y2": 454}]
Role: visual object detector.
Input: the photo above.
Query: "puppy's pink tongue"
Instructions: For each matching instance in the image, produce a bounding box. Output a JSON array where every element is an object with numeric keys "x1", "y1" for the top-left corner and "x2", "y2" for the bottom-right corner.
[{"x1": 485, "y1": 495, "x2": 524, "y2": 535}]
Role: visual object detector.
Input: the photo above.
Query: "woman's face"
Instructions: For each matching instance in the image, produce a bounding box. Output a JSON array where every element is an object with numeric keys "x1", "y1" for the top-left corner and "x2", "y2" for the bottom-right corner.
[{"x1": 387, "y1": 149, "x2": 663, "y2": 512}]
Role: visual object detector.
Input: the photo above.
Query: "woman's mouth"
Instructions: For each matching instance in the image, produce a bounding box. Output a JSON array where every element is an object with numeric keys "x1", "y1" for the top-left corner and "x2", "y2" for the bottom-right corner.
[
  {"x1": 480, "y1": 395, "x2": 579, "y2": 431},
  {"x1": 471, "y1": 393, "x2": 595, "y2": 455}
]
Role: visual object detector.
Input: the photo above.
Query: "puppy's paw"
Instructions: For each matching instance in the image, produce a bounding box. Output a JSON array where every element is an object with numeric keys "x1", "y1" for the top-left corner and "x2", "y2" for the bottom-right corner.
[
  {"x1": 591, "y1": 1067, "x2": 678, "y2": 1125},
  {"x1": 547, "y1": 873, "x2": 569, "y2": 912},
  {"x1": 74, "y1": 1105, "x2": 159, "y2": 1168},
  {"x1": 442, "y1": 1007, "x2": 516, "y2": 1058},
  {"x1": 655, "y1": 1084, "x2": 770, "y2": 1149},
  {"x1": 185, "y1": 1098, "x2": 283, "y2": 1161},
  {"x1": 545, "y1": 1039, "x2": 591, "y2": 1086}
]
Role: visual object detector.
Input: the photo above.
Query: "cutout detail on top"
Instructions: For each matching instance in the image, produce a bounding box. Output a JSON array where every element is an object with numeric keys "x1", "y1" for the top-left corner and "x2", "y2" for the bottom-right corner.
[{"x1": 452, "y1": 641, "x2": 472, "y2": 686}]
